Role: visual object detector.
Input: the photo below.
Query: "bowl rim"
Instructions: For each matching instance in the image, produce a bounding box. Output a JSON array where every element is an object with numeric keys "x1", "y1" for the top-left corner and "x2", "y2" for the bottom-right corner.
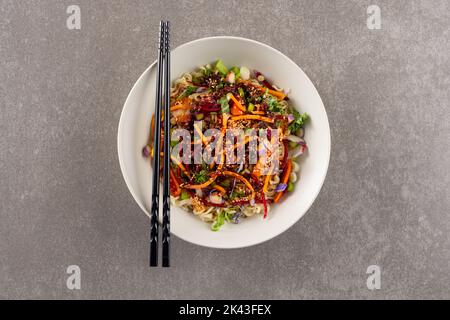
[{"x1": 117, "y1": 36, "x2": 331, "y2": 249}]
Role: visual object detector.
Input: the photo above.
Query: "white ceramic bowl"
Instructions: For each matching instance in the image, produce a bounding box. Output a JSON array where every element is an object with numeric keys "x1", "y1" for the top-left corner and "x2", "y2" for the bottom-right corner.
[{"x1": 118, "y1": 36, "x2": 330, "y2": 249}]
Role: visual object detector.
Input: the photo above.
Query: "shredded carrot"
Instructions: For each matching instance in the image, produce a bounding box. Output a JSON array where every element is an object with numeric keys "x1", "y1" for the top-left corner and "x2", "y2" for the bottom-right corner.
[
  {"x1": 212, "y1": 123, "x2": 254, "y2": 168},
  {"x1": 221, "y1": 171, "x2": 255, "y2": 199},
  {"x1": 273, "y1": 160, "x2": 292, "y2": 203},
  {"x1": 169, "y1": 168, "x2": 181, "y2": 197},
  {"x1": 250, "y1": 110, "x2": 266, "y2": 115},
  {"x1": 222, "y1": 114, "x2": 229, "y2": 128},
  {"x1": 263, "y1": 174, "x2": 272, "y2": 193},
  {"x1": 230, "y1": 115, "x2": 274, "y2": 123},
  {"x1": 183, "y1": 176, "x2": 217, "y2": 189},
  {"x1": 170, "y1": 103, "x2": 190, "y2": 111},
  {"x1": 231, "y1": 103, "x2": 244, "y2": 115},
  {"x1": 183, "y1": 166, "x2": 221, "y2": 189},
  {"x1": 170, "y1": 155, "x2": 190, "y2": 178},
  {"x1": 149, "y1": 147, "x2": 165, "y2": 158},
  {"x1": 215, "y1": 114, "x2": 229, "y2": 169},
  {"x1": 252, "y1": 157, "x2": 263, "y2": 178},
  {"x1": 266, "y1": 89, "x2": 286, "y2": 100},
  {"x1": 229, "y1": 93, "x2": 246, "y2": 112},
  {"x1": 239, "y1": 80, "x2": 286, "y2": 100},
  {"x1": 194, "y1": 123, "x2": 209, "y2": 145},
  {"x1": 232, "y1": 136, "x2": 254, "y2": 151},
  {"x1": 150, "y1": 114, "x2": 155, "y2": 141},
  {"x1": 209, "y1": 113, "x2": 230, "y2": 170},
  {"x1": 212, "y1": 184, "x2": 226, "y2": 194},
  {"x1": 252, "y1": 141, "x2": 271, "y2": 178}
]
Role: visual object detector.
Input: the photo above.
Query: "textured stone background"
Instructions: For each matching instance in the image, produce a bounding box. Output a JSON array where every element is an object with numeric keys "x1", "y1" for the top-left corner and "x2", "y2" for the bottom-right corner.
[{"x1": 1, "y1": 0, "x2": 449, "y2": 299}]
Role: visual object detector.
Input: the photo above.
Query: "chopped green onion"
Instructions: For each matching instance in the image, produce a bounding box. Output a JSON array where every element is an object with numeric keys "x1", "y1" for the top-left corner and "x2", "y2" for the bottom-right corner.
[
  {"x1": 219, "y1": 179, "x2": 231, "y2": 187},
  {"x1": 240, "y1": 66, "x2": 250, "y2": 80},
  {"x1": 266, "y1": 95, "x2": 281, "y2": 112},
  {"x1": 211, "y1": 223, "x2": 221, "y2": 231},
  {"x1": 178, "y1": 85, "x2": 197, "y2": 100},
  {"x1": 219, "y1": 95, "x2": 229, "y2": 114},
  {"x1": 230, "y1": 190, "x2": 245, "y2": 199},
  {"x1": 238, "y1": 87, "x2": 245, "y2": 97},
  {"x1": 211, "y1": 209, "x2": 236, "y2": 231},
  {"x1": 224, "y1": 211, "x2": 234, "y2": 222},
  {"x1": 248, "y1": 103, "x2": 254, "y2": 112},
  {"x1": 211, "y1": 212, "x2": 226, "y2": 231},
  {"x1": 288, "y1": 141, "x2": 297, "y2": 149},
  {"x1": 192, "y1": 74, "x2": 203, "y2": 85},
  {"x1": 202, "y1": 65, "x2": 212, "y2": 77},
  {"x1": 288, "y1": 181, "x2": 295, "y2": 192},
  {"x1": 215, "y1": 60, "x2": 228, "y2": 76},
  {"x1": 194, "y1": 170, "x2": 209, "y2": 183},
  {"x1": 288, "y1": 111, "x2": 309, "y2": 132},
  {"x1": 231, "y1": 66, "x2": 240, "y2": 79},
  {"x1": 180, "y1": 190, "x2": 190, "y2": 200}
]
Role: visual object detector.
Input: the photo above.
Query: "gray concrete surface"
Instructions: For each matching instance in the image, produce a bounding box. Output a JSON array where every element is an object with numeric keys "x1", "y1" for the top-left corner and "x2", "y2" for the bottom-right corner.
[{"x1": 1, "y1": 0, "x2": 449, "y2": 299}]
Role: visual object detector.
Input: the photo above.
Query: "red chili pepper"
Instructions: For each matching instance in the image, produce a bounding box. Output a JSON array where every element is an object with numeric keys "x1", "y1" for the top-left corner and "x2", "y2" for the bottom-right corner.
[
  {"x1": 202, "y1": 200, "x2": 226, "y2": 207},
  {"x1": 261, "y1": 193, "x2": 268, "y2": 218},
  {"x1": 199, "y1": 102, "x2": 220, "y2": 112},
  {"x1": 230, "y1": 199, "x2": 250, "y2": 206},
  {"x1": 249, "y1": 175, "x2": 263, "y2": 190},
  {"x1": 255, "y1": 71, "x2": 275, "y2": 90},
  {"x1": 229, "y1": 197, "x2": 272, "y2": 206},
  {"x1": 202, "y1": 106, "x2": 221, "y2": 112},
  {"x1": 280, "y1": 140, "x2": 289, "y2": 171}
]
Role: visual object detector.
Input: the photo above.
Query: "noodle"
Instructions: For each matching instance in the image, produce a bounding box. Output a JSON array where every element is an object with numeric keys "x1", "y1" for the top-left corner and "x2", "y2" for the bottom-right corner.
[{"x1": 147, "y1": 60, "x2": 309, "y2": 231}]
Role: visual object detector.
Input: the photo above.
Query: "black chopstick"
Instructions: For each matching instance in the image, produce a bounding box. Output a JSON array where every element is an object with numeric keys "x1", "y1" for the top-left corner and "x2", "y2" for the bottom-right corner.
[
  {"x1": 162, "y1": 21, "x2": 171, "y2": 267},
  {"x1": 149, "y1": 21, "x2": 165, "y2": 267}
]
